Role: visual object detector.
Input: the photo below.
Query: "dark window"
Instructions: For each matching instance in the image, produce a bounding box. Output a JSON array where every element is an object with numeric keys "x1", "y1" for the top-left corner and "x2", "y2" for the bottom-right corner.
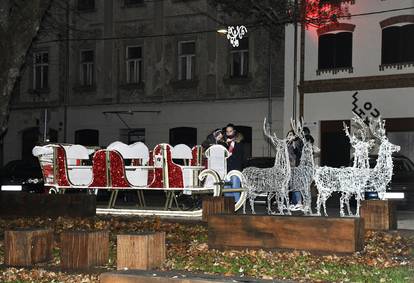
[
  {"x1": 230, "y1": 38, "x2": 249, "y2": 77},
  {"x1": 178, "y1": 41, "x2": 196, "y2": 80},
  {"x1": 125, "y1": 0, "x2": 144, "y2": 5},
  {"x1": 126, "y1": 46, "x2": 143, "y2": 83},
  {"x1": 318, "y1": 32, "x2": 352, "y2": 69},
  {"x1": 382, "y1": 24, "x2": 414, "y2": 64},
  {"x1": 78, "y1": 0, "x2": 95, "y2": 11},
  {"x1": 75, "y1": 129, "x2": 99, "y2": 146},
  {"x1": 33, "y1": 52, "x2": 48, "y2": 90},
  {"x1": 80, "y1": 50, "x2": 94, "y2": 86},
  {"x1": 169, "y1": 127, "x2": 197, "y2": 147}
]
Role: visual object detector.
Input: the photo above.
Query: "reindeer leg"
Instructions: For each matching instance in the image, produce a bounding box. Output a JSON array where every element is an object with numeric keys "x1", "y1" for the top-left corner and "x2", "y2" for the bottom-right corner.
[
  {"x1": 284, "y1": 192, "x2": 291, "y2": 215},
  {"x1": 355, "y1": 195, "x2": 361, "y2": 217},
  {"x1": 316, "y1": 192, "x2": 322, "y2": 216},
  {"x1": 322, "y1": 194, "x2": 328, "y2": 216},
  {"x1": 249, "y1": 196, "x2": 256, "y2": 214},
  {"x1": 346, "y1": 194, "x2": 352, "y2": 216},
  {"x1": 267, "y1": 192, "x2": 275, "y2": 214},
  {"x1": 340, "y1": 193, "x2": 346, "y2": 217}
]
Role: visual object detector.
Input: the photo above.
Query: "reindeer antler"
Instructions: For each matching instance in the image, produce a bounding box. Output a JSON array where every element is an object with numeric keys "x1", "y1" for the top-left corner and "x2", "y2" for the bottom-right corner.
[
  {"x1": 352, "y1": 114, "x2": 369, "y2": 141},
  {"x1": 291, "y1": 117, "x2": 304, "y2": 140},
  {"x1": 343, "y1": 122, "x2": 356, "y2": 143},
  {"x1": 369, "y1": 116, "x2": 386, "y2": 140},
  {"x1": 263, "y1": 118, "x2": 277, "y2": 140}
]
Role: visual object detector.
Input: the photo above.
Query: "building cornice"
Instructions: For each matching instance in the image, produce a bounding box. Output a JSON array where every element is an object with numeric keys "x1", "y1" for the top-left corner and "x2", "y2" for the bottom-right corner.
[{"x1": 300, "y1": 73, "x2": 414, "y2": 94}]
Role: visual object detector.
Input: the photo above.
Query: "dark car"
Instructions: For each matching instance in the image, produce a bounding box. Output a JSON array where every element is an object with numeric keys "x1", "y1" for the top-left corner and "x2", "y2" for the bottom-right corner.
[
  {"x1": 0, "y1": 159, "x2": 45, "y2": 193},
  {"x1": 364, "y1": 154, "x2": 414, "y2": 209}
]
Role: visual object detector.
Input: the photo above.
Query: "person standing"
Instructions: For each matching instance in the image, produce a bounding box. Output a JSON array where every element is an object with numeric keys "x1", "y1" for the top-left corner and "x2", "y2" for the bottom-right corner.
[
  {"x1": 287, "y1": 130, "x2": 303, "y2": 210},
  {"x1": 224, "y1": 124, "x2": 244, "y2": 202}
]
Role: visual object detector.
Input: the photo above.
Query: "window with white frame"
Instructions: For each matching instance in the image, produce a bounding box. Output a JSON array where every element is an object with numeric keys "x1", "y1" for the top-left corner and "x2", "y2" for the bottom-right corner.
[
  {"x1": 230, "y1": 38, "x2": 249, "y2": 77},
  {"x1": 80, "y1": 50, "x2": 94, "y2": 86},
  {"x1": 126, "y1": 46, "x2": 143, "y2": 84},
  {"x1": 33, "y1": 51, "x2": 49, "y2": 90},
  {"x1": 178, "y1": 41, "x2": 195, "y2": 80}
]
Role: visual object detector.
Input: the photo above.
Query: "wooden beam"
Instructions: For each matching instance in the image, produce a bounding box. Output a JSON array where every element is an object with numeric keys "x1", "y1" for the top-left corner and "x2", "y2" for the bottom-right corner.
[{"x1": 208, "y1": 215, "x2": 364, "y2": 253}]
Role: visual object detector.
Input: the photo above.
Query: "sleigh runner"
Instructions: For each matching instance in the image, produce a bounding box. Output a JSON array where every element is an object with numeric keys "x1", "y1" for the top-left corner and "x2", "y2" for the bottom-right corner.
[{"x1": 32, "y1": 142, "x2": 247, "y2": 214}]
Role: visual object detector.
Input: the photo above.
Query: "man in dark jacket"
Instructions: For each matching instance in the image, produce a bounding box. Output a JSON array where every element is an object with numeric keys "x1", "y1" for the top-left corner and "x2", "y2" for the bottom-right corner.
[{"x1": 224, "y1": 124, "x2": 244, "y2": 202}]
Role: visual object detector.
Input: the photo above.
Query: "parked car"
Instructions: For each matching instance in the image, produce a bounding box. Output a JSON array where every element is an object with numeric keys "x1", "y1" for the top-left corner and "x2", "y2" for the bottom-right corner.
[
  {"x1": 363, "y1": 154, "x2": 414, "y2": 210},
  {"x1": 0, "y1": 159, "x2": 45, "y2": 193}
]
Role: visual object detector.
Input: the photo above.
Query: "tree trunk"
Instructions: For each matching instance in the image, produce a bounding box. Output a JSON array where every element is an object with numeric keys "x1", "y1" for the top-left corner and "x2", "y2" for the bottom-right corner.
[{"x1": 0, "y1": 0, "x2": 52, "y2": 138}]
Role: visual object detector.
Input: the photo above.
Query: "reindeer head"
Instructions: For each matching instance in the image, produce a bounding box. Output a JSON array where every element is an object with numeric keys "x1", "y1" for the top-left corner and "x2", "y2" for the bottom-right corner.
[
  {"x1": 343, "y1": 114, "x2": 375, "y2": 148},
  {"x1": 369, "y1": 117, "x2": 400, "y2": 153},
  {"x1": 263, "y1": 118, "x2": 291, "y2": 151}
]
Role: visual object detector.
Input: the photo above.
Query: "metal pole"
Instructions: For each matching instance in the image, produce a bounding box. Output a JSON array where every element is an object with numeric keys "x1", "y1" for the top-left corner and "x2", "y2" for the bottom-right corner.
[
  {"x1": 293, "y1": 0, "x2": 299, "y2": 120},
  {"x1": 43, "y1": 108, "x2": 48, "y2": 142},
  {"x1": 267, "y1": 31, "x2": 272, "y2": 156},
  {"x1": 63, "y1": 1, "x2": 69, "y2": 142}
]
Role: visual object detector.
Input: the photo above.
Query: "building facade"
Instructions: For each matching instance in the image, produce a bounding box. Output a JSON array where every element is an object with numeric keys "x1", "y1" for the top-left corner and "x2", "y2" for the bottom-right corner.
[
  {"x1": 284, "y1": 0, "x2": 414, "y2": 166},
  {"x1": 3, "y1": 0, "x2": 286, "y2": 165}
]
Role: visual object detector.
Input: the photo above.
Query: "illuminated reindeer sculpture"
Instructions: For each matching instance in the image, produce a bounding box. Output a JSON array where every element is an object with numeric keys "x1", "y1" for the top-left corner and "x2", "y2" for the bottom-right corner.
[
  {"x1": 365, "y1": 117, "x2": 400, "y2": 199},
  {"x1": 339, "y1": 115, "x2": 374, "y2": 216},
  {"x1": 314, "y1": 116, "x2": 372, "y2": 217},
  {"x1": 289, "y1": 118, "x2": 316, "y2": 215},
  {"x1": 242, "y1": 118, "x2": 292, "y2": 214}
]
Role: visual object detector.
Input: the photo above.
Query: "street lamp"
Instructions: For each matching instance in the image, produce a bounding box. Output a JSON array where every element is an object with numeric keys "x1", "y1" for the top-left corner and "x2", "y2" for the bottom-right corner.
[{"x1": 216, "y1": 25, "x2": 248, "y2": 47}]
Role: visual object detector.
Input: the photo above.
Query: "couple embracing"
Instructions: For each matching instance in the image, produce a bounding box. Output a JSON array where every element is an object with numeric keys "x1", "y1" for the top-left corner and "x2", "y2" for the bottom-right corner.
[{"x1": 202, "y1": 124, "x2": 244, "y2": 202}]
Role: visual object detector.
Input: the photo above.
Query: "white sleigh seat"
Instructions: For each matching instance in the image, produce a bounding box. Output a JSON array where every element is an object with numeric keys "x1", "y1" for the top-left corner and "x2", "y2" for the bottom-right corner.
[
  {"x1": 171, "y1": 144, "x2": 192, "y2": 188},
  {"x1": 65, "y1": 144, "x2": 93, "y2": 186},
  {"x1": 108, "y1": 141, "x2": 150, "y2": 187},
  {"x1": 204, "y1": 145, "x2": 229, "y2": 187}
]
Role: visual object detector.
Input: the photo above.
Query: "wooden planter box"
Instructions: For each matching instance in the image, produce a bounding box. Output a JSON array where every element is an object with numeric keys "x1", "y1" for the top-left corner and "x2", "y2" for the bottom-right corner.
[
  {"x1": 0, "y1": 192, "x2": 96, "y2": 217},
  {"x1": 208, "y1": 215, "x2": 364, "y2": 253},
  {"x1": 202, "y1": 196, "x2": 234, "y2": 222},
  {"x1": 60, "y1": 230, "x2": 109, "y2": 269},
  {"x1": 117, "y1": 232, "x2": 166, "y2": 270},
  {"x1": 4, "y1": 228, "x2": 53, "y2": 266},
  {"x1": 361, "y1": 200, "x2": 397, "y2": 230}
]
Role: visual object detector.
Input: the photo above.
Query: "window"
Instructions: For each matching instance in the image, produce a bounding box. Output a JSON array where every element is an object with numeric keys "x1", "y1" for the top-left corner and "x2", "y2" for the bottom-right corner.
[
  {"x1": 78, "y1": 0, "x2": 95, "y2": 11},
  {"x1": 382, "y1": 24, "x2": 414, "y2": 65},
  {"x1": 33, "y1": 51, "x2": 49, "y2": 90},
  {"x1": 178, "y1": 41, "x2": 195, "y2": 80},
  {"x1": 230, "y1": 38, "x2": 249, "y2": 77},
  {"x1": 80, "y1": 50, "x2": 94, "y2": 86},
  {"x1": 318, "y1": 32, "x2": 352, "y2": 69},
  {"x1": 120, "y1": 128, "x2": 145, "y2": 144},
  {"x1": 126, "y1": 46, "x2": 143, "y2": 84},
  {"x1": 125, "y1": 0, "x2": 144, "y2": 5}
]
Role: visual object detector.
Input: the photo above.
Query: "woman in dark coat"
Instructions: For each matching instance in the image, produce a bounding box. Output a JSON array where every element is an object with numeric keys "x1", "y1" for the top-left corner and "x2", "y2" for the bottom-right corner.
[{"x1": 224, "y1": 124, "x2": 244, "y2": 202}]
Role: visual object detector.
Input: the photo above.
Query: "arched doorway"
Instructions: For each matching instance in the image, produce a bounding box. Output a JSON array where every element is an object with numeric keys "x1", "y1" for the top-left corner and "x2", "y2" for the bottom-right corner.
[
  {"x1": 169, "y1": 127, "x2": 197, "y2": 147},
  {"x1": 22, "y1": 127, "x2": 40, "y2": 160},
  {"x1": 234, "y1": 125, "x2": 252, "y2": 162},
  {"x1": 75, "y1": 129, "x2": 99, "y2": 146}
]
